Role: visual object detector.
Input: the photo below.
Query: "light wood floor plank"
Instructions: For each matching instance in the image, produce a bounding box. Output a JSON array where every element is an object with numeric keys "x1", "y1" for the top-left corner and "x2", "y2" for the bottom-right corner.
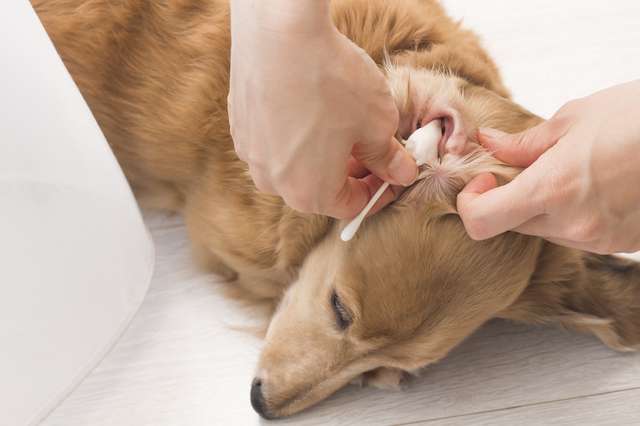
[{"x1": 407, "y1": 388, "x2": 640, "y2": 426}]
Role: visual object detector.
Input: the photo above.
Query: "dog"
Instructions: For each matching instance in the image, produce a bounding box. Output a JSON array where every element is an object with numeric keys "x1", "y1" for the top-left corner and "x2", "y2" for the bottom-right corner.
[{"x1": 34, "y1": 0, "x2": 640, "y2": 418}]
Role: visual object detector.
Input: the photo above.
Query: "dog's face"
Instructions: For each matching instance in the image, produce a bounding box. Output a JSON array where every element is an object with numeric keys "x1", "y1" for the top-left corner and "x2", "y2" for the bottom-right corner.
[{"x1": 252, "y1": 64, "x2": 543, "y2": 418}]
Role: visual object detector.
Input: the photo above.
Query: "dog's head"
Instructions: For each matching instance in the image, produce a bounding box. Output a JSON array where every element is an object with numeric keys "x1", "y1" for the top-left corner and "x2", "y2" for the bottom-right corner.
[{"x1": 250, "y1": 61, "x2": 547, "y2": 418}]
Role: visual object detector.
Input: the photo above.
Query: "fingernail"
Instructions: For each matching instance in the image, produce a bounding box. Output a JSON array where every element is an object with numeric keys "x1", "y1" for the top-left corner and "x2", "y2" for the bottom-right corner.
[
  {"x1": 478, "y1": 127, "x2": 506, "y2": 141},
  {"x1": 388, "y1": 149, "x2": 417, "y2": 186}
]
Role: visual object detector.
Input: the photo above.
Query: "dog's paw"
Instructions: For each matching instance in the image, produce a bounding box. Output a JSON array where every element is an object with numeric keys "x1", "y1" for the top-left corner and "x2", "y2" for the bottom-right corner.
[{"x1": 362, "y1": 367, "x2": 409, "y2": 391}]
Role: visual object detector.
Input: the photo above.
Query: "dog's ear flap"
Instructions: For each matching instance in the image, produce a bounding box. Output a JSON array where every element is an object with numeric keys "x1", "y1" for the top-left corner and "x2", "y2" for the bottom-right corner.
[{"x1": 497, "y1": 242, "x2": 640, "y2": 352}]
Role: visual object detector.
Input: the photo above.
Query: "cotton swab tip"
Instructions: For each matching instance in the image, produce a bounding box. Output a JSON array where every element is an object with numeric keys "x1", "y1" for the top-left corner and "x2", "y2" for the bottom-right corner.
[{"x1": 404, "y1": 119, "x2": 442, "y2": 165}]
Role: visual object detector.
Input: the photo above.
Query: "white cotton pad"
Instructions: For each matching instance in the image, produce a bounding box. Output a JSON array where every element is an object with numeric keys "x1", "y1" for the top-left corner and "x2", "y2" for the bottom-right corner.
[
  {"x1": 404, "y1": 119, "x2": 442, "y2": 166},
  {"x1": 340, "y1": 119, "x2": 443, "y2": 242}
]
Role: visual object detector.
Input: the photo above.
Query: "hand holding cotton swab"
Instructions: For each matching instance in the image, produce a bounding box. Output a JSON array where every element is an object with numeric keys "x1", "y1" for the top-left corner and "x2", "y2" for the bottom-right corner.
[{"x1": 340, "y1": 119, "x2": 442, "y2": 242}]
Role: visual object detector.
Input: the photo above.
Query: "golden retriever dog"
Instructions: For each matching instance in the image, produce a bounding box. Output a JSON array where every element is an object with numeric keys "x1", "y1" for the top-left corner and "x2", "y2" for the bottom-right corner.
[{"x1": 34, "y1": 0, "x2": 640, "y2": 419}]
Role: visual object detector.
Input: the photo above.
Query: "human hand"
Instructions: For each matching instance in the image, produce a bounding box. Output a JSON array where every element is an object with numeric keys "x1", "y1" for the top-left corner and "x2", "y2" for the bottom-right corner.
[
  {"x1": 228, "y1": 0, "x2": 417, "y2": 218},
  {"x1": 457, "y1": 80, "x2": 640, "y2": 254}
]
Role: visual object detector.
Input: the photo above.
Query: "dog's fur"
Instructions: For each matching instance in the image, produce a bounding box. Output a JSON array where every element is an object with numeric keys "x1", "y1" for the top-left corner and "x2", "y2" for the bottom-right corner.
[{"x1": 34, "y1": 0, "x2": 640, "y2": 418}]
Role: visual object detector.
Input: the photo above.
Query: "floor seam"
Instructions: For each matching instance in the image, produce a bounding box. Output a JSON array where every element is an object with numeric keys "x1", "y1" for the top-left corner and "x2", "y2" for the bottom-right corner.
[{"x1": 392, "y1": 386, "x2": 640, "y2": 426}]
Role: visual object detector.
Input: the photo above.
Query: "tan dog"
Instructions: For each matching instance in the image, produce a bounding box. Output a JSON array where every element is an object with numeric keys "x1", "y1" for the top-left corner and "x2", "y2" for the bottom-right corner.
[{"x1": 34, "y1": 0, "x2": 640, "y2": 418}]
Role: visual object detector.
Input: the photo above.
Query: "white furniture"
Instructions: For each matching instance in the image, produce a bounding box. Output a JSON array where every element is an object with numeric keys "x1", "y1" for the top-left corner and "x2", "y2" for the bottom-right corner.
[{"x1": 0, "y1": 3, "x2": 153, "y2": 425}]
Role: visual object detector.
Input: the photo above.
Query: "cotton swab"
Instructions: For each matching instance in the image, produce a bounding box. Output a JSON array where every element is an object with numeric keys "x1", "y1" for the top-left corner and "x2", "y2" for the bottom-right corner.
[
  {"x1": 404, "y1": 119, "x2": 442, "y2": 167},
  {"x1": 339, "y1": 181, "x2": 391, "y2": 242},
  {"x1": 340, "y1": 119, "x2": 443, "y2": 242}
]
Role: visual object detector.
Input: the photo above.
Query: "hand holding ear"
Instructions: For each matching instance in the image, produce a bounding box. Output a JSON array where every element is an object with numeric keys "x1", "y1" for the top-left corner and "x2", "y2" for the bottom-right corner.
[{"x1": 457, "y1": 80, "x2": 640, "y2": 254}]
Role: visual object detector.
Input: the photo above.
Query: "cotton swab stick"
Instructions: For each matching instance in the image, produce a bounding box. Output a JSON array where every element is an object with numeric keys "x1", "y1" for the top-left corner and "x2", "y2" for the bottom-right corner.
[
  {"x1": 339, "y1": 181, "x2": 390, "y2": 242},
  {"x1": 340, "y1": 119, "x2": 443, "y2": 242}
]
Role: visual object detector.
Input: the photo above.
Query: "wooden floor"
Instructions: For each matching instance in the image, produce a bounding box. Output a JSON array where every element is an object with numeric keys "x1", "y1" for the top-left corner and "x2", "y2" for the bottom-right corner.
[{"x1": 43, "y1": 1, "x2": 640, "y2": 425}]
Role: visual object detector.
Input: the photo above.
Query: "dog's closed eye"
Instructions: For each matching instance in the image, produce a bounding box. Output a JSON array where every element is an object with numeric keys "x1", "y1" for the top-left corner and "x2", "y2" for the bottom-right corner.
[{"x1": 331, "y1": 290, "x2": 352, "y2": 330}]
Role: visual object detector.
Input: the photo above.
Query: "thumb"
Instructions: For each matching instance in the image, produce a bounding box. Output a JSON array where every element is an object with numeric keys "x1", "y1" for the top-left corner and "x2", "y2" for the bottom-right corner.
[
  {"x1": 478, "y1": 118, "x2": 568, "y2": 167},
  {"x1": 352, "y1": 137, "x2": 417, "y2": 186},
  {"x1": 457, "y1": 168, "x2": 544, "y2": 240}
]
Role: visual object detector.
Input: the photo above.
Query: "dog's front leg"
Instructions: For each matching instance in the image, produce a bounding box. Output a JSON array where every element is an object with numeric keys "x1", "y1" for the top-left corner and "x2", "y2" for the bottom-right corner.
[{"x1": 352, "y1": 367, "x2": 409, "y2": 391}]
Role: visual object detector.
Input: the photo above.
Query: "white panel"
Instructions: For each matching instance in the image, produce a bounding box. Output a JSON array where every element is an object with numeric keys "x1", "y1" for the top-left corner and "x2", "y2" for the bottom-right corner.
[{"x1": 0, "y1": 3, "x2": 154, "y2": 425}]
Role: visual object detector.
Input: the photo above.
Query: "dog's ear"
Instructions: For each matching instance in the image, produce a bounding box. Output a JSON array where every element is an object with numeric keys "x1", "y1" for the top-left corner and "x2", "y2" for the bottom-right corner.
[{"x1": 497, "y1": 242, "x2": 640, "y2": 352}]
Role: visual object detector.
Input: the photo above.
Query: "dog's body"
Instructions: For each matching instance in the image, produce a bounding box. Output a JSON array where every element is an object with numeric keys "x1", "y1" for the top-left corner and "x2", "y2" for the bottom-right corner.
[{"x1": 34, "y1": 0, "x2": 640, "y2": 418}]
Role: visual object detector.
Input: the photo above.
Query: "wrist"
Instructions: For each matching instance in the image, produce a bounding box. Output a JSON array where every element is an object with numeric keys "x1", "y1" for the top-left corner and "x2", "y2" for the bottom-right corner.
[{"x1": 230, "y1": 0, "x2": 333, "y2": 35}]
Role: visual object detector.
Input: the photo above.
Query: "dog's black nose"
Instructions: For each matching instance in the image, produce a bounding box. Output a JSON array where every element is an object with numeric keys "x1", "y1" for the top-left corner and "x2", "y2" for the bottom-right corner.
[{"x1": 250, "y1": 377, "x2": 271, "y2": 419}]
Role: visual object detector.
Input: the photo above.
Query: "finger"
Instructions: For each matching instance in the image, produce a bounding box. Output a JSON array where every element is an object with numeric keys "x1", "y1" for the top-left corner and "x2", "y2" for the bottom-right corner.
[
  {"x1": 360, "y1": 175, "x2": 404, "y2": 216},
  {"x1": 323, "y1": 173, "x2": 403, "y2": 219},
  {"x1": 352, "y1": 137, "x2": 417, "y2": 187},
  {"x1": 347, "y1": 157, "x2": 370, "y2": 179},
  {"x1": 322, "y1": 176, "x2": 372, "y2": 219},
  {"x1": 477, "y1": 119, "x2": 568, "y2": 167},
  {"x1": 456, "y1": 170, "x2": 544, "y2": 240}
]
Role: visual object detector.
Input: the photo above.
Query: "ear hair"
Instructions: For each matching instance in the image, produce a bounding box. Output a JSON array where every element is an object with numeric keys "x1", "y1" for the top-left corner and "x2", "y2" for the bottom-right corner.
[
  {"x1": 402, "y1": 146, "x2": 519, "y2": 211},
  {"x1": 382, "y1": 44, "x2": 393, "y2": 71}
]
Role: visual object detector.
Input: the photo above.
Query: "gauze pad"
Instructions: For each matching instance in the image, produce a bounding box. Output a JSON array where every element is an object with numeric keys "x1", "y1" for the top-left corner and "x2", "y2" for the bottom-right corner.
[{"x1": 340, "y1": 119, "x2": 443, "y2": 241}]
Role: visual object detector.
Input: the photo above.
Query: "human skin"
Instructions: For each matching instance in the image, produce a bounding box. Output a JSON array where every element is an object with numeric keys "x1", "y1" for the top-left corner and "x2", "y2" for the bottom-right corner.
[
  {"x1": 228, "y1": 0, "x2": 417, "y2": 218},
  {"x1": 457, "y1": 80, "x2": 640, "y2": 254}
]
